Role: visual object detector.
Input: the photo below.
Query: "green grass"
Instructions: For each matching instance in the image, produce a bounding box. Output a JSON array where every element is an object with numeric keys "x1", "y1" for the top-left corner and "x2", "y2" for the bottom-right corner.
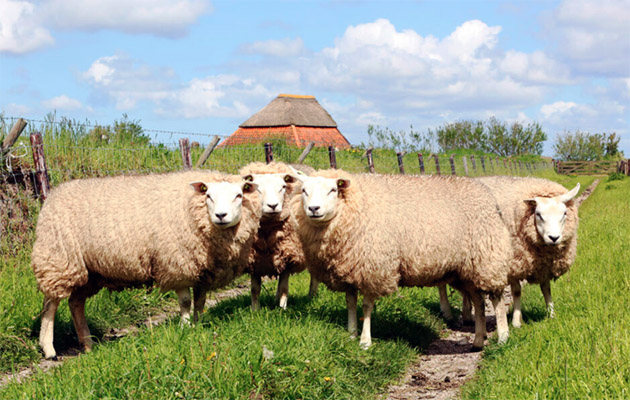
[
  {"x1": 0, "y1": 273, "x2": 445, "y2": 399},
  {"x1": 460, "y1": 176, "x2": 630, "y2": 400}
]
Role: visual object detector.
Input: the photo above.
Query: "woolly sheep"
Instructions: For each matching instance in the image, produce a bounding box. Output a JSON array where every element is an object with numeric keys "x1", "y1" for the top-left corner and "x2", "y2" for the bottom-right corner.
[
  {"x1": 291, "y1": 170, "x2": 513, "y2": 350},
  {"x1": 438, "y1": 176, "x2": 580, "y2": 328},
  {"x1": 32, "y1": 170, "x2": 261, "y2": 359},
  {"x1": 239, "y1": 162, "x2": 317, "y2": 310}
]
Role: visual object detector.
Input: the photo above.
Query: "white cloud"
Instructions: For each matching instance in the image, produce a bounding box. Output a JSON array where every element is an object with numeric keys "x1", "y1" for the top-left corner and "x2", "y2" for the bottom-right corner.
[
  {"x1": 42, "y1": 95, "x2": 91, "y2": 111},
  {"x1": 0, "y1": 0, "x2": 53, "y2": 54},
  {"x1": 543, "y1": 0, "x2": 630, "y2": 77},
  {"x1": 43, "y1": 0, "x2": 210, "y2": 38},
  {"x1": 3, "y1": 103, "x2": 31, "y2": 115},
  {"x1": 240, "y1": 37, "x2": 305, "y2": 57},
  {"x1": 540, "y1": 101, "x2": 577, "y2": 119}
]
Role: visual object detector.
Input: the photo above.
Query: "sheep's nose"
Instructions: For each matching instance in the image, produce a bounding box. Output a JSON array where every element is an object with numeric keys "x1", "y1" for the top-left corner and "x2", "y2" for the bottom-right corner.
[
  {"x1": 548, "y1": 235, "x2": 559, "y2": 243},
  {"x1": 308, "y1": 205, "x2": 320, "y2": 214},
  {"x1": 215, "y1": 212, "x2": 227, "y2": 220},
  {"x1": 268, "y1": 203, "x2": 278, "y2": 211}
]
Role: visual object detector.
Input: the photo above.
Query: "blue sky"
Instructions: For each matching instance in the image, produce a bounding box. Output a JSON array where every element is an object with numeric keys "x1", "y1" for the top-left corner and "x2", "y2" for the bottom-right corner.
[{"x1": 1, "y1": 0, "x2": 629, "y2": 156}]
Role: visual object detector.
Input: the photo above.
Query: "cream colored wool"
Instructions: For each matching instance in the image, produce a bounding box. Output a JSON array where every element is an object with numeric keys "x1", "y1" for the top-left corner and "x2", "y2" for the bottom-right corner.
[
  {"x1": 32, "y1": 170, "x2": 261, "y2": 358},
  {"x1": 239, "y1": 162, "x2": 309, "y2": 308},
  {"x1": 478, "y1": 176, "x2": 579, "y2": 284},
  {"x1": 291, "y1": 169, "x2": 513, "y2": 348}
]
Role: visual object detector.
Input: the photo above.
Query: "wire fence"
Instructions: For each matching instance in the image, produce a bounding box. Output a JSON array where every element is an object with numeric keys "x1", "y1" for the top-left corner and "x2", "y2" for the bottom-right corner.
[{"x1": 1, "y1": 116, "x2": 554, "y2": 251}]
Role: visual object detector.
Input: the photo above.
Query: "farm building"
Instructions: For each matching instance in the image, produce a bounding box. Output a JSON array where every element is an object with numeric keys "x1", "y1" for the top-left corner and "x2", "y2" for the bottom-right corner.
[{"x1": 219, "y1": 94, "x2": 351, "y2": 149}]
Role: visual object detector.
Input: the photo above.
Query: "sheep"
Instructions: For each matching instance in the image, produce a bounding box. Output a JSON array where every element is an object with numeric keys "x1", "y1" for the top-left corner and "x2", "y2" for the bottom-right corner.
[
  {"x1": 31, "y1": 170, "x2": 261, "y2": 359},
  {"x1": 290, "y1": 170, "x2": 513, "y2": 350},
  {"x1": 438, "y1": 176, "x2": 580, "y2": 328},
  {"x1": 239, "y1": 162, "x2": 316, "y2": 310}
]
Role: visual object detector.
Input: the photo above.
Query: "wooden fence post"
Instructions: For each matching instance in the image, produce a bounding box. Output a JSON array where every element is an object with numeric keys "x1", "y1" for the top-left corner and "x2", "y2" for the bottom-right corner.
[
  {"x1": 488, "y1": 156, "x2": 494, "y2": 171},
  {"x1": 195, "y1": 136, "x2": 221, "y2": 168},
  {"x1": 366, "y1": 148, "x2": 375, "y2": 173},
  {"x1": 480, "y1": 155, "x2": 486, "y2": 173},
  {"x1": 462, "y1": 156, "x2": 469, "y2": 176},
  {"x1": 264, "y1": 142, "x2": 273, "y2": 164},
  {"x1": 502, "y1": 158, "x2": 507, "y2": 172},
  {"x1": 30, "y1": 132, "x2": 51, "y2": 202},
  {"x1": 328, "y1": 146, "x2": 337, "y2": 169},
  {"x1": 2, "y1": 118, "x2": 27, "y2": 157},
  {"x1": 297, "y1": 142, "x2": 315, "y2": 164},
  {"x1": 417, "y1": 153, "x2": 425, "y2": 174},
  {"x1": 470, "y1": 155, "x2": 477, "y2": 173},
  {"x1": 397, "y1": 152, "x2": 405, "y2": 174},
  {"x1": 179, "y1": 138, "x2": 192, "y2": 170},
  {"x1": 449, "y1": 155, "x2": 456, "y2": 175},
  {"x1": 433, "y1": 154, "x2": 441, "y2": 175}
]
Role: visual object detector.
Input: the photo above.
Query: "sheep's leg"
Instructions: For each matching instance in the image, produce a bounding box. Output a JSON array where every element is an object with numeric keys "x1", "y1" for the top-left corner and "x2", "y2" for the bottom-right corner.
[
  {"x1": 359, "y1": 295, "x2": 376, "y2": 350},
  {"x1": 346, "y1": 289, "x2": 358, "y2": 338},
  {"x1": 490, "y1": 293, "x2": 509, "y2": 344},
  {"x1": 176, "y1": 288, "x2": 192, "y2": 325},
  {"x1": 540, "y1": 280, "x2": 554, "y2": 318},
  {"x1": 469, "y1": 291, "x2": 487, "y2": 351},
  {"x1": 68, "y1": 291, "x2": 95, "y2": 353},
  {"x1": 39, "y1": 296, "x2": 60, "y2": 360},
  {"x1": 461, "y1": 292, "x2": 474, "y2": 325},
  {"x1": 275, "y1": 270, "x2": 290, "y2": 310},
  {"x1": 438, "y1": 284, "x2": 453, "y2": 320},
  {"x1": 510, "y1": 281, "x2": 523, "y2": 328},
  {"x1": 193, "y1": 286, "x2": 208, "y2": 323},
  {"x1": 308, "y1": 275, "x2": 319, "y2": 298},
  {"x1": 251, "y1": 275, "x2": 262, "y2": 311}
]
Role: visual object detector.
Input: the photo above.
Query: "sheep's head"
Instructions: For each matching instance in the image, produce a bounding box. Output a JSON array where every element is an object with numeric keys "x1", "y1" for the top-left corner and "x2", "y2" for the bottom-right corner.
[
  {"x1": 242, "y1": 173, "x2": 298, "y2": 220},
  {"x1": 190, "y1": 180, "x2": 258, "y2": 229},
  {"x1": 524, "y1": 183, "x2": 580, "y2": 245},
  {"x1": 300, "y1": 176, "x2": 350, "y2": 224}
]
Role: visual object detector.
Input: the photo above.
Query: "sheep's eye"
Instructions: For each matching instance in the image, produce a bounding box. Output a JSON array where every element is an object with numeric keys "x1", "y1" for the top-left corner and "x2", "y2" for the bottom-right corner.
[
  {"x1": 535, "y1": 212, "x2": 543, "y2": 221},
  {"x1": 329, "y1": 188, "x2": 337, "y2": 194},
  {"x1": 281, "y1": 185, "x2": 287, "y2": 191},
  {"x1": 207, "y1": 194, "x2": 214, "y2": 202},
  {"x1": 302, "y1": 188, "x2": 308, "y2": 195},
  {"x1": 235, "y1": 193, "x2": 243, "y2": 200}
]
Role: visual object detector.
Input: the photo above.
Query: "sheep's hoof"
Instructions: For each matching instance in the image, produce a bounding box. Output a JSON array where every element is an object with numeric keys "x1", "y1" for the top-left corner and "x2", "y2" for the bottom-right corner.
[
  {"x1": 497, "y1": 332, "x2": 509, "y2": 345},
  {"x1": 512, "y1": 320, "x2": 522, "y2": 329},
  {"x1": 359, "y1": 341, "x2": 371, "y2": 350},
  {"x1": 45, "y1": 354, "x2": 59, "y2": 361}
]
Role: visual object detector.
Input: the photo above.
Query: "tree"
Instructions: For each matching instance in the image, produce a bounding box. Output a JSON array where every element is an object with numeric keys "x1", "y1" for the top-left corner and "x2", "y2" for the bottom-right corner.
[{"x1": 553, "y1": 131, "x2": 604, "y2": 161}]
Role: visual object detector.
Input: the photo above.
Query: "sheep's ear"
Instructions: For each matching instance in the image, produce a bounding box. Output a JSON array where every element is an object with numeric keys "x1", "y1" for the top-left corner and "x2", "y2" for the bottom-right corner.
[
  {"x1": 337, "y1": 178, "x2": 350, "y2": 191},
  {"x1": 242, "y1": 181, "x2": 258, "y2": 194},
  {"x1": 190, "y1": 182, "x2": 208, "y2": 194},
  {"x1": 283, "y1": 174, "x2": 296, "y2": 184},
  {"x1": 242, "y1": 174, "x2": 254, "y2": 182},
  {"x1": 557, "y1": 183, "x2": 580, "y2": 204},
  {"x1": 523, "y1": 198, "x2": 538, "y2": 207}
]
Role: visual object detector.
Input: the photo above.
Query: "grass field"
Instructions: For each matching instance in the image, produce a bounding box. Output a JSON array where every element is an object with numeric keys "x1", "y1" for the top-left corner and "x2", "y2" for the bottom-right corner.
[{"x1": 1, "y1": 118, "x2": 626, "y2": 398}]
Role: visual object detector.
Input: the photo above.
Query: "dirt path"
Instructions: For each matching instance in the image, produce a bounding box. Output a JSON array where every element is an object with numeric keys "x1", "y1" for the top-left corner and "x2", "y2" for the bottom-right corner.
[
  {"x1": 0, "y1": 284, "x2": 250, "y2": 388},
  {"x1": 385, "y1": 179, "x2": 601, "y2": 400}
]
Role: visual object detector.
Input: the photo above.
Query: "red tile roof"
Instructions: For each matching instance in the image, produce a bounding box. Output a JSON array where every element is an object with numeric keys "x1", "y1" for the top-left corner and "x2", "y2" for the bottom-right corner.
[{"x1": 219, "y1": 125, "x2": 351, "y2": 149}]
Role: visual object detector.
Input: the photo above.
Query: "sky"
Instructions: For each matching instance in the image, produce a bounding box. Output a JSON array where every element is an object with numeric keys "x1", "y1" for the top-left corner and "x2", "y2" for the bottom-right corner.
[{"x1": 1, "y1": 0, "x2": 629, "y2": 156}]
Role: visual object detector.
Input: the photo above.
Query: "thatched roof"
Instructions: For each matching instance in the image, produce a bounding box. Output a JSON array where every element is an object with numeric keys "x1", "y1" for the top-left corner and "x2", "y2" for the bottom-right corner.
[{"x1": 239, "y1": 94, "x2": 337, "y2": 128}]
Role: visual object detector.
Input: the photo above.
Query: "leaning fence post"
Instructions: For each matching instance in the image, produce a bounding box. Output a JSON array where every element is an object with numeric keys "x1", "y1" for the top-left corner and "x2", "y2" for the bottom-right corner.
[
  {"x1": 417, "y1": 153, "x2": 425, "y2": 174},
  {"x1": 433, "y1": 154, "x2": 441, "y2": 175},
  {"x1": 328, "y1": 146, "x2": 337, "y2": 169},
  {"x1": 397, "y1": 152, "x2": 405, "y2": 174},
  {"x1": 30, "y1": 132, "x2": 51, "y2": 202},
  {"x1": 2, "y1": 118, "x2": 27, "y2": 157},
  {"x1": 449, "y1": 155, "x2": 456, "y2": 175},
  {"x1": 366, "y1": 148, "x2": 375, "y2": 173},
  {"x1": 297, "y1": 141, "x2": 315, "y2": 164},
  {"x1": 264, "y1": 142, "x2": 273, "y2": 164},
  {"x1": 195, "y1": 136, "x2": 221, "y2": 168},
  {"x1": 462, "y1": 156, "x2": 469, "y2": 176},
  {"x1": 480, "y1": 155, "x2": 486, "y2": 174},
  {"x1": 179, "y1": 138, "x2": 192, "y2": 170}
]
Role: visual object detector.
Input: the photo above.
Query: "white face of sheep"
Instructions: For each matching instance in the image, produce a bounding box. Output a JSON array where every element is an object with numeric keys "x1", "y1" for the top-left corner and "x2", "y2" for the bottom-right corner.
[
  {"x1": 190, "y1": 181, "x2": 258, "y2": 229},
  {"x1": 242, "y1": 173, "x2": 297, "y2": 217},
  {"x1": 300, "y1": 176, "x2": 350, "y2": 223},
  {"x1": 525, "y1": 183, "x2": 580, "y2": 245}
]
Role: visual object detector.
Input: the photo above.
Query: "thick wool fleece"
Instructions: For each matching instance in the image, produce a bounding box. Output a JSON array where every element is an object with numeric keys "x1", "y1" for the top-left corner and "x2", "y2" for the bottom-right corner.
[
  {"x1": 239, "y1": 162, "x2": 306, "y2": 278},
  {"x1": 31, "y1": 170, "x2": 261, "y2": 300},
  {"x1": 290, "y1": 170, "x2": 512, "y2": 298},
  {"x1": 477, "y1": 176, "x2": 579, "y2": 284}
]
